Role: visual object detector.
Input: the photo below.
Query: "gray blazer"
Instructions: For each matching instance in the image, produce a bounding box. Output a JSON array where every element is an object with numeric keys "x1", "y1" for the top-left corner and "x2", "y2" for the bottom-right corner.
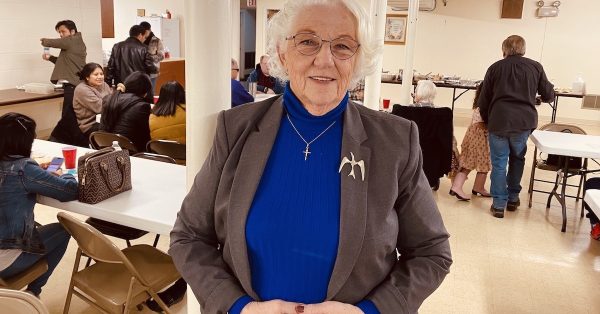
[{"x1": 169, "y1": 96, "x2": 452, "y2": 314}]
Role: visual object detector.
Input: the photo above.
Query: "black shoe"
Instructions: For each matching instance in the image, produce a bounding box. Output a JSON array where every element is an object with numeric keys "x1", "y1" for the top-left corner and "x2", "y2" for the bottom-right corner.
[
  {"x1": 490, "y1": 206, "x2": 504, "y2": 218},
  {"x1": 449, "y1": 189, "x2": 470, "y2": 201},
  {"x1": 471, "y1": 190, "x2": 492, "y2": 197},
  {"x1": 146, "y1": 279, "x2": 187, "y2": 312},
  {"x1": 507, "y1": 198, "x2": 520, "y2": 211}
]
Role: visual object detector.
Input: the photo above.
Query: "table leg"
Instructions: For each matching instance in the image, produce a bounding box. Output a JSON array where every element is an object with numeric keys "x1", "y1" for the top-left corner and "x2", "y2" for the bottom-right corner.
[
  {"x1": 551, "y1": 96, "x2": 559, "y2": 123},
  {"x1": 452, "y1": 88, "x2": 456, "y2": 111},
  {"x1": 559, "y1": 160, "x2": 569, "y2": 232},
  {"x1": 546, "y1": 158, "x2": 569, "y2": 232}
]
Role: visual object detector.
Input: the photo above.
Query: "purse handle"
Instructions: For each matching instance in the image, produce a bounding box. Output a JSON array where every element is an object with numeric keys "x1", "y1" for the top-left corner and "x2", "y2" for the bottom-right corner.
[{"x1": 99, "y1": 156, "x2": 128, "y2": 192}]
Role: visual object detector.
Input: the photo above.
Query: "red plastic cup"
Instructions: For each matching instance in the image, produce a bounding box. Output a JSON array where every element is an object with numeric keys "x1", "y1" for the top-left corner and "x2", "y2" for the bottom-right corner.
[
  {"x1": 382, "y1": 99, "x2": 391, "y2": 109},
  {"x1": 153, "y1": 95, "x2": 159, "y2": 104},
  {"x1": 62, "y1": 146, "x2": 77, "y2": 169}
]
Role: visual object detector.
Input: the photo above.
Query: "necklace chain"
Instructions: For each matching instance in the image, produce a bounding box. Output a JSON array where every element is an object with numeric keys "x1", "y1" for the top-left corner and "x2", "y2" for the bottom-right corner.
[{"x1": 286, "y1": 113, "x2": 336, "y2": 160}]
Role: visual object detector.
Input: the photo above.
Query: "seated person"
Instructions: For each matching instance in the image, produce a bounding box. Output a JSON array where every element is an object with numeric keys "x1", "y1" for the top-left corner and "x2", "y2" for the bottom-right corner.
[
  {"x1": 231, "y1": 58, "x2": 253, "y2": 108},
  {"x1": 73, "y1": 62, "x2": 112, "y2": 138},
  {"x1": 149, "y1": 81, "x2": 186, "y2": 143},
  {"x1": 412, "y1": 79, "x2": 436, "y2": 107},
  {"x1": 248, "y1": 55, "x2": 285, "y2": 94},
  {"x1": 0, "y1": 113, "x2": 78, "y2": 297},
  {"x1": 393, "y1": 80, "x2": 454, "y2": 190},
  {"x1": 100, "y1": 71, "x2": 152, "y2": 152}
]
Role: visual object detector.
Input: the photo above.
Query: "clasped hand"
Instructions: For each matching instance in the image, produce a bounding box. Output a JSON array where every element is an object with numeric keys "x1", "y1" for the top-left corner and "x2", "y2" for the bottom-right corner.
[{"x1": 241, "y1": 300, "x2": 364, "y2": 314}]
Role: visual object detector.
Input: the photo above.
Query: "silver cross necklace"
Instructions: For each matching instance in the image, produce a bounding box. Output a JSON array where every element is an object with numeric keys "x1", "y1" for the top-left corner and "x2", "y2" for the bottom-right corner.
[{"x1": 286, "y1": 113, "x2": 336, "y2": 161}]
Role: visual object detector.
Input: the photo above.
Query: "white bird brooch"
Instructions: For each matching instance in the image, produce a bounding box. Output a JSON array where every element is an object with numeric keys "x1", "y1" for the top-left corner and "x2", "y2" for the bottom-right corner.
[{"x1": 338, "y1": 152, "x2": 365, "y2": 181}]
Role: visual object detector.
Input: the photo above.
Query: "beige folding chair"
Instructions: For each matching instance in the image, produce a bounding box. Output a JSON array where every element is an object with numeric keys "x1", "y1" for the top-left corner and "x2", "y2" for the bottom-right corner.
[
  {"x1": 527, "y1": 123, "x2": 588, "y2": 215},
  {"x1": 0, "y1": 259, "x2": 48, "y2": 290},
  {"x1": 0, "y1": 288, "x2": 49, "y2": 314},
  {"x1": 146, "y1": 140, "x2": 186, "y2": 165},
  {"x1": 132, "y1": 152, "x2": 177, "y2": 164},
  {"x1": 89, "y1": 131, "x2": 139, "y2": 153},
  {"x1": 57, "y1": 212, "x2": 181, "y2": 314}
]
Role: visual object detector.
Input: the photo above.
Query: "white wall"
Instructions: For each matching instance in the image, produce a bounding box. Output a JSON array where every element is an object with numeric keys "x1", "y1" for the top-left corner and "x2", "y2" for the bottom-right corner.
[
  {"x1": 0, "y1": 0, "x2": 103, "y2": 90},
  {"x1": 255, "y1": 0, "x2": 600, "y2": 122},
  {"x1": 102, "y1": 0, "x2": 185, "y2": 57}
]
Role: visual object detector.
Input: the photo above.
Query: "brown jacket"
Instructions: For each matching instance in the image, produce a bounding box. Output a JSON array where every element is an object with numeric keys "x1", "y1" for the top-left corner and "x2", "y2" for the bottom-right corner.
[
  {"x1": 169, "y1": 97, "x2": 452, "y2": 314},
  {"x1": 41, "y1": 32, "x2": 87, "y2": 85},
  {"x1": 73, "y1": 82, "x2": 112, "y2": 133}
]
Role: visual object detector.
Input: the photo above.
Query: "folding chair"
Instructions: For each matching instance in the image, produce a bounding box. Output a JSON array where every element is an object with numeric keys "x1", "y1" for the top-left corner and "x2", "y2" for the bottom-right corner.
[
  {"x1": 146, "y1": 140, "x2": 186, "y2": 165},
  {"x1": 89, "y1": 131, "x2": 138, "y2": 153},
  {"x1": 0, "y1": 288, "x2": 49, "y2": 314},
  {"x1": 57, "y1": 212, "x2": 181, "y2": 314},
  {"x1": 527, "y1": 123, "x2": 588, "y2": 216},
  {"x1": 0, "y1": 259, "x2": 48, "y2": 291}
]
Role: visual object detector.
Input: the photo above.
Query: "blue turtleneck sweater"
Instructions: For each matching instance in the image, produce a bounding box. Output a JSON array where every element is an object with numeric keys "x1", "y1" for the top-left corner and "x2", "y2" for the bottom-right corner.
[{"x1": 229, "y1": 86, "x2": 379, "y2": 314}]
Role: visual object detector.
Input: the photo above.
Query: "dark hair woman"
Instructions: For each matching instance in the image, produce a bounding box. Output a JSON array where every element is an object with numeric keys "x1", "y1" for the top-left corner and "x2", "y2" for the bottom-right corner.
[
  {"x1": 149, "y1": 81, "x2": 186, "y2": 143},
  {"x1": 73, "y1": 63, "x2": 112, "y2": 138},
  {"x1": 100, "y1": 71, "x2": 153, "y2": 152},
  {"x1": 0, "y1": 113, "x2": 78, "y2": 297}
]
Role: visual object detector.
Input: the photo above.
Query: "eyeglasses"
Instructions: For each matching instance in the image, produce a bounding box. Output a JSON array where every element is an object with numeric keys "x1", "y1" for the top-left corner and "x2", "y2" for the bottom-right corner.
[{"x1": 285, "y1": 32, "x2": 360, "y2": 60}]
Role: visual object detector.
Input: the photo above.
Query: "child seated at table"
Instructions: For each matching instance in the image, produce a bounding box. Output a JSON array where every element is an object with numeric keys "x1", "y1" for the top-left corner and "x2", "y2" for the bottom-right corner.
[{"x1": 0, "y1": 113, "x2": 78, "y2": 297}]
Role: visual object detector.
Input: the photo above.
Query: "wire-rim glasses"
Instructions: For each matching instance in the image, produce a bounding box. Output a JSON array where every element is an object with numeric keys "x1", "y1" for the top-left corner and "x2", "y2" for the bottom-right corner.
[{"x1": 285, "y1": 32, "x2": 360, "y2": 60}]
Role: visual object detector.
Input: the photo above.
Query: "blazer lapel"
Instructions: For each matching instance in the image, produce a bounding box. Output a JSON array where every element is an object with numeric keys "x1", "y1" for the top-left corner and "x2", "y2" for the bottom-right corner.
[
  {"x1": 227, "y1": 97, "x2": 283, "y2": 300},
  {"x1": 327, "y1": 102, "x2": 370, "y2": 299}
]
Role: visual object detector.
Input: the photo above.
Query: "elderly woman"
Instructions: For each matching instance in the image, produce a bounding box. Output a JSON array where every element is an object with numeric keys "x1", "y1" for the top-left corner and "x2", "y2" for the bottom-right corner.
[
  {"x1": 412, "y1": 79, "x2": 436, "y2": 107},
  {"x1": 169, "y1": 1, "x2": 451, "y2": 314}
]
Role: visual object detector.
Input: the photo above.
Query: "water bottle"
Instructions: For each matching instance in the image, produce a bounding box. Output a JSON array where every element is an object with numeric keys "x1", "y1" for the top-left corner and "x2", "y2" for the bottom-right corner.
[
  {"x1": 43, "y1": 47, "x2": 50, "y2": 59},
  {"x1": 111, "y1": 141, "x2": 122, "y2": 151},
  {"x1": 572, "y1": 74, "x2": 586, "y2": 95}
]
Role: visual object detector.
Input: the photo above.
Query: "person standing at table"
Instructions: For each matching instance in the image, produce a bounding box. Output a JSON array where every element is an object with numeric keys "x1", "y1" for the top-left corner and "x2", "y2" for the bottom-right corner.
[
  {"x1": 478, "y1": 35, "x2": 554, "y2": 218},
  {"x1": 106, "y1": 25, "x2": 157, "y2": 87},
  {"x1": 0, "y1": 113, "x2": 79, "y2": 298},
  {"x1": 41, "y1": 20, "x2": 88, "y2": 147},
  {"x1": 140, "y1": 21, "x2": 165, "y2": 91},
  {"x1": 231, "y1": 58, "x2": 253, "y2": 108},
  {"x1": 169, "y1": 0, "x2": 452, "y2": 313},
  {"x1": 248, "y1": 55, "x2": 286, "y2": 94}
]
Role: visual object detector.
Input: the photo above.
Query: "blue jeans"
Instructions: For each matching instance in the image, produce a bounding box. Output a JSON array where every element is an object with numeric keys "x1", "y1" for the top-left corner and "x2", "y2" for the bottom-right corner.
[
  {"x1": 488, "y1": 131, "x2": 530, "y2": 209},
  {"x1": 0, "y1": 223, "x2": 70, "y2": 296}
]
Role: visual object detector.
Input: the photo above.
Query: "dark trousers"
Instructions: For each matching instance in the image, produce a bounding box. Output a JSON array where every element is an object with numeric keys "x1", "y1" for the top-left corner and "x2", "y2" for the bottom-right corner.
[
  {"x1": 49, "y1": 84, "x2": 89, "y2": 147},
  {"x1": 584, "y1": 178, "x2": 600, "y2": 225},
  {"x1": 0, "y1": 223, "x2": 71, "y2": 295}
]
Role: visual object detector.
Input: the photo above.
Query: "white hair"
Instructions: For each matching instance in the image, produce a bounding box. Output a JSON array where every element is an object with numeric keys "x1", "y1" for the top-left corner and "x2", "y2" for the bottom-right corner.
[
  {"x1": 415, "y1": 80, "x2": 437, "y2": 104},
  {"x1": 265, "y1": 0, "x2": 382, "y2": 88}
]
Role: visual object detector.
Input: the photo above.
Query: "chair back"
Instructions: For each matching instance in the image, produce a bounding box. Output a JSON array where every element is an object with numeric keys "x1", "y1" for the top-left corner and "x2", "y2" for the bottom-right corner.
[
  {"x1": 391, "y1": 105, "x2": 454, "y2": 182},
  {"x1": 132, "y1": 152, "x2": 177, "y2": 164},
  {"x1": 0, "y1": 259, "x2": 48, "y2": 290},
  {"x1": 146, "y1": 140, "x2": 186, "y2": 163},
  {"x1": 89, "y1": 131, "x2": 138, "y2": 153},
  {"x1": 539, "y1": 123, "x2": 586, "y2": 135},
  {"x1": 57, "y1": 212, "x2": 128, "y2": 265},
  {"x1": 0, "y1": 288, "x2": 49, "y2": 314}
]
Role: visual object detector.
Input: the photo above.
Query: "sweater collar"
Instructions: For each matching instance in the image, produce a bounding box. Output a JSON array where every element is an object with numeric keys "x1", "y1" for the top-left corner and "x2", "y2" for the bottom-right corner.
[{"x1": 283, "y1": 83, "x2": 347, "y2": 126}]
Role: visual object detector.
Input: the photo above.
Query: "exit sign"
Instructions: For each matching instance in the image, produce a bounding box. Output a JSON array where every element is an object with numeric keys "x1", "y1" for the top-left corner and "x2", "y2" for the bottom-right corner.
[{"x1": 247, "y1": 0, "x2": 256, "y2": 7}]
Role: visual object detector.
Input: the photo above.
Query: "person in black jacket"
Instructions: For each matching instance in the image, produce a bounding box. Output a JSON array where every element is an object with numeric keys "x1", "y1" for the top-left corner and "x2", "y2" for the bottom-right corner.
[
  {"x1": 100, "y1": 72, "x2": 152, "y2": 152},
  {"x1": 478, "y1": 35, "x2": 554, "y2": 218},
  {"x1": 106, "y1": 25, "x2": 157, "y2": 87}
]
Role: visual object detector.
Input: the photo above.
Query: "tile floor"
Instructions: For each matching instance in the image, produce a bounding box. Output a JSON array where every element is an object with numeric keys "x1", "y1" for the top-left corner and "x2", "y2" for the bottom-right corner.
[{"x1": 29, "y1": 119, "x2": 600, "y2": 313}]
